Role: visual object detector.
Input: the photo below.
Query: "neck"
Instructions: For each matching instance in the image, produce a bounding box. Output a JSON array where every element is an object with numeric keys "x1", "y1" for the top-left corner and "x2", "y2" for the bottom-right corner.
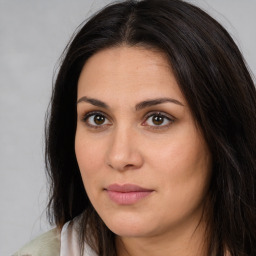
[{"x1": 116, "y1": 217, "x2": 209, "y2": 256}]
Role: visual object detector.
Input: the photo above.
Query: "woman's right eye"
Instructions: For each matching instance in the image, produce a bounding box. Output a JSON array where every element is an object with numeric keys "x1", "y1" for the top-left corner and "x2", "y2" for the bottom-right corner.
[{"x1": 82, "y1": 112, "x2": 111, "y2": 128}]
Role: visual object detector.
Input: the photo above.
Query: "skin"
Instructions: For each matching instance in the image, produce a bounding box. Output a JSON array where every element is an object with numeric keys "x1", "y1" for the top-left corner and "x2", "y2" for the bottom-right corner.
[{"x1": 75, "y1": 46, "x2": 212, "y2": 256}]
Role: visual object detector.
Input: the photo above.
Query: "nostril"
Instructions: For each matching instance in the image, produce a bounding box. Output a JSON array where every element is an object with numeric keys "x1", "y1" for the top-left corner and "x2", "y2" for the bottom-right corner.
[
  {"x1": 125, "y1": 164, "x2": 134, "y2": 168},
  {"x1": 107, "y1": 162, "x2": 136, "y2": 171},
  {"x1": 123, "y1": 164, "x2": 136, "y2": 170}
]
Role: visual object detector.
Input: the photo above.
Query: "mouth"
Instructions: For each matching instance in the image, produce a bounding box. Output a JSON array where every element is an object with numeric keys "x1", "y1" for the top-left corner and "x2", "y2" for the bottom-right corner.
[{"x1": 105, "y1": 183, "x2": 154, "y2": 205}]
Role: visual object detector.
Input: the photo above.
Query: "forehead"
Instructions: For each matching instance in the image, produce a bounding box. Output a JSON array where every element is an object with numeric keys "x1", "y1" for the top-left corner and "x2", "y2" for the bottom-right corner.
[{"x1": 77, "y1": 46, "x2": 184, "y2": 103}]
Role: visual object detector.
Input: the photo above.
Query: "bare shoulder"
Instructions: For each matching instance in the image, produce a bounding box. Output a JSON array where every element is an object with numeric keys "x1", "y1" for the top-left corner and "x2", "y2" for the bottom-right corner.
[{"x1": 12, "y1": 228, "x2": 61, "y2": 256}]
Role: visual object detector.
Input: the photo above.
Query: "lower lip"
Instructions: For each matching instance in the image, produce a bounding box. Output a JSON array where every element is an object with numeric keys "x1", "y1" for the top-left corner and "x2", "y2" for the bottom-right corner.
[
  {"x1": 106, "y1": 190, "x2": 153, "y2": 205},
  {"x1": 107, "y1": 190, "x2": 153, "y2": 205}
]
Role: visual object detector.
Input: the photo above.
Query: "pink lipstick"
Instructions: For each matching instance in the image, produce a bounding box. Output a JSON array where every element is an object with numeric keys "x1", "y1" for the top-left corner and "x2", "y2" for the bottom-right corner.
[{"x1": 105, "y1": 184, "x2": 154, "y2": 205}]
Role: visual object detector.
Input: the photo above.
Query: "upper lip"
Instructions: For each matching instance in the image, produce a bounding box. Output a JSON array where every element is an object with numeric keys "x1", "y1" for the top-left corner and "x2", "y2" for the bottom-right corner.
[{"x1": 106, "y1": 183, "x2": 153, "y2": 192}]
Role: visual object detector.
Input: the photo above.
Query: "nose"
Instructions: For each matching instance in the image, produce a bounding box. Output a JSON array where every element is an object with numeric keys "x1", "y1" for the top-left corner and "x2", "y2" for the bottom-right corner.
[{"x1": 106, "y1": 126, "x2": 144, "y2": 172}]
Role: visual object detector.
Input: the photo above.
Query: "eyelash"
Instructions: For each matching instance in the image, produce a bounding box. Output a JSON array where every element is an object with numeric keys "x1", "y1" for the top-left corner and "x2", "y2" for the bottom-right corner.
[
  {"x1": 81, "y1": 111, "x2": 111, "y2": 129},
  {"x1": 142, "y1": 112, "x2": 175, "y2": 130},
  {"x1": 81, "y1": 111, "x2": 175, "y2": 130}
]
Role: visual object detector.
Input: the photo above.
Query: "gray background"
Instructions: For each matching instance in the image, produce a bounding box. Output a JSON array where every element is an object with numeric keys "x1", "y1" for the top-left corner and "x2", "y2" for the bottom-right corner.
[{"x1": 0, "y1": 0, "x2": 255, "y2": 255}]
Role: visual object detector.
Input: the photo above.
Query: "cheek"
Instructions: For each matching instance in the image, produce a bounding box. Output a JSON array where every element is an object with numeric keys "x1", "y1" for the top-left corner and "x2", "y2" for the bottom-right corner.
[
  {"x1": 153, "y1": 141, "x2": 211, "y2": 228},
  {"x1": 154, "y1": 123, "x2": 210, "y2": 172},
  {"x1": 75, "y1": 142, "x2": 104, "y2": 210},
  {"x1": 148, "y1": 126, "x2": 211, "y2": 200},
  {"x1": 75, "y1": 132, "x2": 106, "y2": 187}
]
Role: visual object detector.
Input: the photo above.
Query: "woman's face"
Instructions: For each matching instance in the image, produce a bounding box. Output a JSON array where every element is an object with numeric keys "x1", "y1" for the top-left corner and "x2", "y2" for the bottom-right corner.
[{"x1": 75, "y1": 46, "x2": 212, "y2": 239}]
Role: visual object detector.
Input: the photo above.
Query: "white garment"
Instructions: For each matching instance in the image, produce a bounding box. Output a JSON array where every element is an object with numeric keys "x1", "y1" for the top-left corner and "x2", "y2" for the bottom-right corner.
[
  {"x1": 60, "y1": 219, "x2": 97, "y2": 256},
  {"x1": 13, "y1": 216, "x2": 98, "y2": 256}
]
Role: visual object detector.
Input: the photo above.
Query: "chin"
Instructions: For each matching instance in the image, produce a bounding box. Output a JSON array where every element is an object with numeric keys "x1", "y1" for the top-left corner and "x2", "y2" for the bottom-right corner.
[
  {"x1": 109, "y1": 225, "x2": 152, "y2": 238},
  {"x1": 102, "y1": 212, "x2": 156, "y2": 237}
]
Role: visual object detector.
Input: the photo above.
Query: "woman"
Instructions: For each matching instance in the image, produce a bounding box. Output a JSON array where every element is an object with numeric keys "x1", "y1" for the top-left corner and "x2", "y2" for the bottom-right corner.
[{"x1": 14, "y1": 0, "x2": 256, "y2": 255}]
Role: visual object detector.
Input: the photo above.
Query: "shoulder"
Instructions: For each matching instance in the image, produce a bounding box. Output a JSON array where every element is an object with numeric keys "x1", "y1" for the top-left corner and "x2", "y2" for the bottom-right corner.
[{"x1": 13, "y1": 228, "x2": 61, "y2": 256}]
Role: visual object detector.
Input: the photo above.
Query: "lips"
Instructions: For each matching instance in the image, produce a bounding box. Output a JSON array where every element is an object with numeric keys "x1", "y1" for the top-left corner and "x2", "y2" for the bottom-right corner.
[{"x1": 105, "y1": 183, "x2": 154, "y2": 205}]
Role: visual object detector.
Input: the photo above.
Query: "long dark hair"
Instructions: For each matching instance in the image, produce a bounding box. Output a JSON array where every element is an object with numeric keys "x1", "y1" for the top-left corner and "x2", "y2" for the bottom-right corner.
[{"x1": 45, "y1": 0, "x2": 256, "y2": 255}]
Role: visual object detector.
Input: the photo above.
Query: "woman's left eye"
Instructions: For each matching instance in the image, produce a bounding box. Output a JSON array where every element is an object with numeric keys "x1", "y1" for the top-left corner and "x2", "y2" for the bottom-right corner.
[{"x1": 142, "y1": 112, "x2": 174, "y2": 128}]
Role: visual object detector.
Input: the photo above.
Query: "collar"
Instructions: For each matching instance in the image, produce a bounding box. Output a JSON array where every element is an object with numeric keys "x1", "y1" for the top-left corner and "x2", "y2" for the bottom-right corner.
[{"x1": 60, "y1": 218, "x2": 98, "y2": 256}]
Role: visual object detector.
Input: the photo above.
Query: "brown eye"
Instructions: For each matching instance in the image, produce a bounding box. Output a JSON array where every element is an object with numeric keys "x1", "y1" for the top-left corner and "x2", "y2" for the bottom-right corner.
[
  {"x1": 94, "y1": 114, "x2": 105, "y2": 125},
  {"x1": 152, "y1": 115, "x2": 164, "y2": 125},
  {"x1": 83, "y1": 112, "x2": 111, "y2": 128},
  {"x1": 142, "y1": 112, "x2": 174, "y2": 129}
]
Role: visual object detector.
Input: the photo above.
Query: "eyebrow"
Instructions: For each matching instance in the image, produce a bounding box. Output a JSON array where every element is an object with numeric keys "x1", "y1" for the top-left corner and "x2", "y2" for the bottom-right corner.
[
  {"x1": 77, "y1": 96, "x2": 109, "y2": 109},
  {"x1": 77, "y1": 96, "x2": 184, "y2": 110},
  {"x1": 135, "y1": 97, "x2": 184, "y2": 110}
]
